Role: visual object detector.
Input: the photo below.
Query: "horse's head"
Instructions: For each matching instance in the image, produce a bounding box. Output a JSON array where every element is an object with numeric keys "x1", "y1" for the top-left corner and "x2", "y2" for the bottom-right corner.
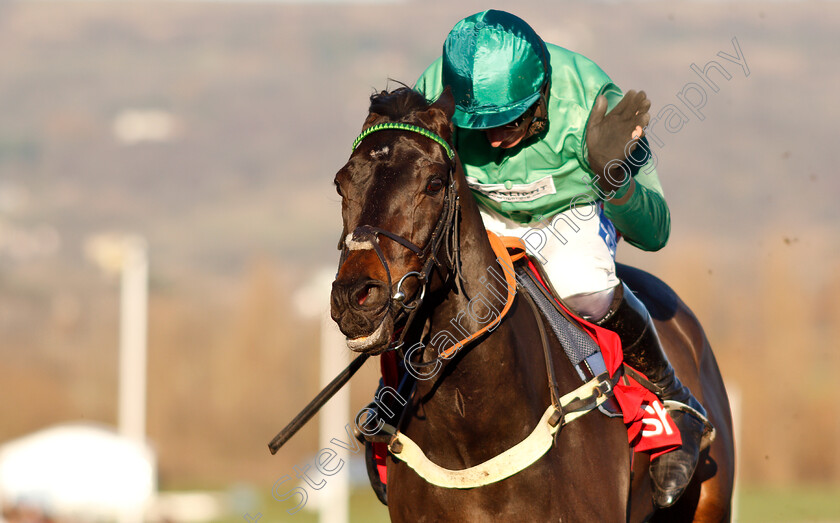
[{"x1": 330, "y1": 87, "x2": 457, "y2": 355}]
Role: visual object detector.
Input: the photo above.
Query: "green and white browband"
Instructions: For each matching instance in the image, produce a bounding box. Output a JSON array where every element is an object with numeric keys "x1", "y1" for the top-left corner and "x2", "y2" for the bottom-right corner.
[{"x1": 352, "y1": 122, "x2": 454, "y2": 161}]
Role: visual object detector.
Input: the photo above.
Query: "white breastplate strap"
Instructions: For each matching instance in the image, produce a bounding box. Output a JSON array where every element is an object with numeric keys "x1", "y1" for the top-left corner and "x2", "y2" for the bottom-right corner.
[{"x1": 387, "y1": 373, "x2": 615, "y2": 489}]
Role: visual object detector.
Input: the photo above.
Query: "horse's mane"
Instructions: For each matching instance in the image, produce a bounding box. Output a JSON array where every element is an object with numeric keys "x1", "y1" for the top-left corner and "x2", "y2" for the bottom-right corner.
[{"x1": 368, "y1": 86, "x2": 430, "y2": 121}]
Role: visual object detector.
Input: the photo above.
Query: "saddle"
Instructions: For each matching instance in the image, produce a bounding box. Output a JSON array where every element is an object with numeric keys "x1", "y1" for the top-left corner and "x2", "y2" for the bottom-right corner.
[{"x1": 516, "y1": 259, "x2": 623, "y2": 417}]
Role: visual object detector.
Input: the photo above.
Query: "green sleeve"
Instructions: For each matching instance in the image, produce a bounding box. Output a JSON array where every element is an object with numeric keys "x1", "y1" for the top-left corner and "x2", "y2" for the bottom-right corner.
[
  {"x1": 603, "y1": 159, "x2": 671, "y2": 251},
  {"x1": 588, "y1": 88, "x2": 670, "y2": 251}
]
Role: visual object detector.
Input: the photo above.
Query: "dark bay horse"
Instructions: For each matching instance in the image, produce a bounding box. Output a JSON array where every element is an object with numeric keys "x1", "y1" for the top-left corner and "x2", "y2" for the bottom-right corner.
[{"x1": 330, "y1": 86, "x2": 734, "y2": 522}]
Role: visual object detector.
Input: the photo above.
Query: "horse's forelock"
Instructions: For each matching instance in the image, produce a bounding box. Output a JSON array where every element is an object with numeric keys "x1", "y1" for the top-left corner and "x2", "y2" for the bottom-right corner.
[
  {"x1": 368, "y1": 86, "x2": 432, "y2": 122},
  {"x1": 365, "y1": 86, "x2": 454, "y2": 147}
]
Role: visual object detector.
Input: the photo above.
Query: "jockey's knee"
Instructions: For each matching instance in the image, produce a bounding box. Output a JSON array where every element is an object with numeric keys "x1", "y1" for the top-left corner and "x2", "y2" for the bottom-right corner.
[{"x1": 563, "y1": 286, "x2": 616, "y2": 322}]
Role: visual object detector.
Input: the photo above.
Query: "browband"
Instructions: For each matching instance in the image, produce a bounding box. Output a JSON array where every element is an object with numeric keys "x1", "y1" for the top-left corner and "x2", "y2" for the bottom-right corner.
[{"x1": 352, "y1": 122, "x2": 454, "y2": 161}]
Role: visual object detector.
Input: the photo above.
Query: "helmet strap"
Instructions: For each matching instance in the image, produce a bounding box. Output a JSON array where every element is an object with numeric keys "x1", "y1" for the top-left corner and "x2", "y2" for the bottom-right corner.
[
  {"x1": 523, "y1": 81, "x2": 549, "y2": 140},
  {"x1": 523, "y1": 44, "x2": 551, "y2": 141}
]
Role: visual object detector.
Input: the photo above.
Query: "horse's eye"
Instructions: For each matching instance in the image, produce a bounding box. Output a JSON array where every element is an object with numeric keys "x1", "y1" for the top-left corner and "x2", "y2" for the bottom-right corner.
[
  {"x1": 426, "y1": 178, "x2": 444, "y2": 194},
  {"x1": 335, "y1": 181, "x2": 343, "y2": 196}
]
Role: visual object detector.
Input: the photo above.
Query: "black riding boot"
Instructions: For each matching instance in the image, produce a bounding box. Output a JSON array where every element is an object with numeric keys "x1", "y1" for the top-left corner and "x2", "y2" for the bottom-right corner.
[{"x1": 598, "y1": 283, "x2": 711, "y2": 509}]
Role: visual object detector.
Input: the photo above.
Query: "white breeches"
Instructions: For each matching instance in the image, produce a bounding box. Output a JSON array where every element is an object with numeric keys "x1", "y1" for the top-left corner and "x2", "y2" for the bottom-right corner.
[{"x1": 479, "y1": 203, "x2": 620, "y2": 321}]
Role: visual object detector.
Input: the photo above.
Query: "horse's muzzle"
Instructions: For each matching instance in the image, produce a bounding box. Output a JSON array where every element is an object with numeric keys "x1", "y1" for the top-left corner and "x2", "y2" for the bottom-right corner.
[{"x1": 330, "y1": 278, "x2": 393, "y2": 353}]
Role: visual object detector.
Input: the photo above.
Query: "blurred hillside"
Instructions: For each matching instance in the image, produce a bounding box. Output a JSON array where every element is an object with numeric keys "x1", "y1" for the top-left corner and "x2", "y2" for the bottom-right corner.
[{"x1": 0, "y1": 0, "x2": 838, "y2": 497}]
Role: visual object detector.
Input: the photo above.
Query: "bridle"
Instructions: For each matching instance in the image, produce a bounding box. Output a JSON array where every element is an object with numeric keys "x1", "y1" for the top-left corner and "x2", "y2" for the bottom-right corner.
[
  {"x1": 342, "y1": 120, "x2": 618, "y2": 469},
  {"x1": 339, "y1": 122, "x2": 464, "y2": 352}
]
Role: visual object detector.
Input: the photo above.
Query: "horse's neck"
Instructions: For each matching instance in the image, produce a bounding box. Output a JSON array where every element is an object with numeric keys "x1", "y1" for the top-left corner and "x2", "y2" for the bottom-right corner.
[
  {"x1": 422, "y1": 167, "x2": 512, "y2": 371},
  {"x1": 411, "y1": 173, "x2": 548, "y2": 441}
]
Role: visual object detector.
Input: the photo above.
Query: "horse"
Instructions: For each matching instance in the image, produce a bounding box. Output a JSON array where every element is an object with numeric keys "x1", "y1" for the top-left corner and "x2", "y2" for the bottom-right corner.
[{"x1": 329, "y1": 86, "x2": 735, "y2": 522}]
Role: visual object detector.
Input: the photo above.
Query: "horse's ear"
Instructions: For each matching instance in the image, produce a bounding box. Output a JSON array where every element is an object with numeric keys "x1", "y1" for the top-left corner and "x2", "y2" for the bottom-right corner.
[
  {"x1": 419, "y1": 87, "x2": 455, "y2": 142},
  {"x1": 433, "y1": 87, "x2": 456, "y2": 121}
]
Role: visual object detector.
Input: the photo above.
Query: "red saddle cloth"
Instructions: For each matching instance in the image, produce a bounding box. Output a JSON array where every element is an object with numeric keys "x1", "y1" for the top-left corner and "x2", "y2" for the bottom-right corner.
[
  {"x1": 371, "y1": 260, "x2": 682, "y2": 487},
  {"x1": 525, "y1": 260, "x2": 683, "y2": 460}
]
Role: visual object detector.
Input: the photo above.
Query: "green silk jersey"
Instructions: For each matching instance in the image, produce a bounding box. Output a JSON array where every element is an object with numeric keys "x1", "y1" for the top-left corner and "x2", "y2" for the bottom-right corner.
[{"x1": 415, "y1": 43, "x2": 670, "y2": 251}]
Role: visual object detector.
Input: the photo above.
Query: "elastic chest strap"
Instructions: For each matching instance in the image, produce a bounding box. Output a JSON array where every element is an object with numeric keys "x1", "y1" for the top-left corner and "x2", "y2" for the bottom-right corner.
[{"x1": 437, "y1": 231, "x2": 521, "y2": 360}]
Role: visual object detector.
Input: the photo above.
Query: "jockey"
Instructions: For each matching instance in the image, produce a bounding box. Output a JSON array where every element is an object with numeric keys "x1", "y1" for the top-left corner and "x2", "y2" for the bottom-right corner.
[{"x1": 415, "y1": 10, "x2": 708, "y2": 508}]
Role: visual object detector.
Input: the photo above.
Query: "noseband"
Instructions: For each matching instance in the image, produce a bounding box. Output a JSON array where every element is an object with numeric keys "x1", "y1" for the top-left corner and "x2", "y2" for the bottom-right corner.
[{"x1": 340, "y1": 122, "x2": 463, "y2": 350}]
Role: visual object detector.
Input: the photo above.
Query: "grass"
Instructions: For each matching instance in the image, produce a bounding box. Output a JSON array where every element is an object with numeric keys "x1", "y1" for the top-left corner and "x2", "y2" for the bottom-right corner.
[
  {"x1": 205, "y1": 483, "x2": 840, "y2": 522},
  {"x1": 736, "y1": 484, "x2": 840, "y2": 523},
  {"x1": 212, "y1": 487, "x2": 390, "y2": 523}
]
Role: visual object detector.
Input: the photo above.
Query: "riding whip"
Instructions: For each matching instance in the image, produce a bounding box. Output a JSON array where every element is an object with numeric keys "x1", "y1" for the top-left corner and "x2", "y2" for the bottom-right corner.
[{"x1": 268, "y1": 352, "x2": 369, "y2": 454}]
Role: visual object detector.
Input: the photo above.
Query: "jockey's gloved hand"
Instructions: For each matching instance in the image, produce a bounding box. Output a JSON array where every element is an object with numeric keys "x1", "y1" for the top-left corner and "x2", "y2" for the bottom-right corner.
[{"x1": 586, "y1": 90, "x2": 651, "y2": 193}]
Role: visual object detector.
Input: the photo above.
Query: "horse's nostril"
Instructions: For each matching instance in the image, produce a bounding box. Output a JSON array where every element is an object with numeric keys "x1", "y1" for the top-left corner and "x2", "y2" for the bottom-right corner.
[
  {"x1": 351, "y1": 281, "x2": 386, "y2": 310},
  {"x1": 358, "y1": 285, "x2": 372, "y2": 306}
]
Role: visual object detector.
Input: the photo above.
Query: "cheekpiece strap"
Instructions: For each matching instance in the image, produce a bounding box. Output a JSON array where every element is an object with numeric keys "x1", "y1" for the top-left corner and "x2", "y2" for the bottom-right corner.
[{"x1": 352, "y1": 122, "x2": 454, "y2": 161}]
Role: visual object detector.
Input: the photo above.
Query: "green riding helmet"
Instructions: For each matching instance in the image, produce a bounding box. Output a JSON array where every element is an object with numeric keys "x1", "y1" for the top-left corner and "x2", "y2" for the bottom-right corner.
[{"x1": 442, "y1": 10, "x2": 550, "y2": 130}]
